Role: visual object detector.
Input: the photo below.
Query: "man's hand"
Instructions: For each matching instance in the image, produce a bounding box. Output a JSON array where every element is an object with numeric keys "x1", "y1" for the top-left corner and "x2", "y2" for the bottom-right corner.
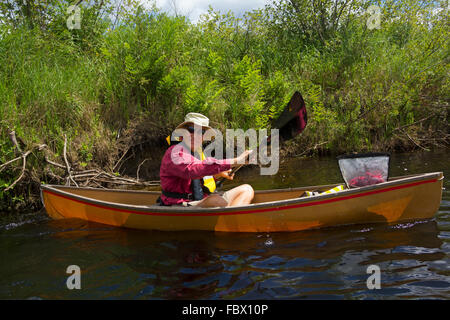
[
  {"x1": 232, "y1": 149, "x2": 253, "y2": 167},
  {"x1": 214, "y1": 169, "x2": 234, "y2": 181}
]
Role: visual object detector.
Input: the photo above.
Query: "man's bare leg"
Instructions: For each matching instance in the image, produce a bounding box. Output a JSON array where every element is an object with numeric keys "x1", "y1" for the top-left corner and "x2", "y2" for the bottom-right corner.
[
  {"x1": 190, "y1": 184, "x2": 254, "y2": 208},
  {"x1": 223, "y1": 184, "x2": 254, "y2": 207}
]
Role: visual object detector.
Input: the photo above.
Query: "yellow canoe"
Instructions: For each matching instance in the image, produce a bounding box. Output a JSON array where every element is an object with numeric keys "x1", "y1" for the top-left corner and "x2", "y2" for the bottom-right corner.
[{"x1": 41, "y1": 172, "x2": 444, "y2": 232}]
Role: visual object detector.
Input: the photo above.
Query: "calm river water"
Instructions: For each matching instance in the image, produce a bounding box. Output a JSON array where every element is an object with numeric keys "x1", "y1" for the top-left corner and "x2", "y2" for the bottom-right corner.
[{"x1": 1, "y1": 150, "x2": 449, "y2": 299}]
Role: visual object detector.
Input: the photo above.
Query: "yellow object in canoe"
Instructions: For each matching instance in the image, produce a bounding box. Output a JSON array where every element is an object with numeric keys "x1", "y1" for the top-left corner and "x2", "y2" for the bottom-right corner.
[{"x1": 40, "y1": 172, "x2": 444, "y2": 232}]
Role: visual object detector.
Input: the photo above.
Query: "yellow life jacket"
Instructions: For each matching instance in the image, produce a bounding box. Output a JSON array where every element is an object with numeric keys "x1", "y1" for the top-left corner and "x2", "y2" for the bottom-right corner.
[
  {"x1": 304, "y1": 185, "x2": 344, "y2": 197},
  {"x1": 321, "y1": 184, "x2": 344, "y2": 194},
  {"x1": 198, "y1": 148, "x2": 216, "y2": 193},
  {"x1": 166, "y1": 135, "x2": 216, "y2": 193}
]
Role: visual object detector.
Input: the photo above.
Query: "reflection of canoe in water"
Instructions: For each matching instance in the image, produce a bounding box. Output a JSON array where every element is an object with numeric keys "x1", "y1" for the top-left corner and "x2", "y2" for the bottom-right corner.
[{"x1": 41, "y1": 172, "x2": 444, "y2": 233}]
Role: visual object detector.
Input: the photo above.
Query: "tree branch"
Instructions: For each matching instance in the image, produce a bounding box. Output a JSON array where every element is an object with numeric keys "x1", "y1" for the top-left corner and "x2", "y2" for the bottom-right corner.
[{"x1": 63, "y1": 134, "x2": 78, "y2": 187}]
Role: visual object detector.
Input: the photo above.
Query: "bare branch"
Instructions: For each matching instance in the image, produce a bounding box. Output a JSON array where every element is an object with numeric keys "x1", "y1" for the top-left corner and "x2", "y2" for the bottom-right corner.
[
  {"x1": 294, "y1": 141, "x2": 329, "y2": 157},
  {"x1": 45, "y1": 156, "x2": 66, "y2": 169},
  {"x1": 136, "y1": 158, "x2": 150, "y2": 182},
  {"x1": 112, "y1": 147, "x2": 130, "y2": 171},
  {"x1": 402, "y1": 130, "x2": 430, "y2": 151},
  {"x1": 4, "y1": 151, "x2": 31, "y2": 191},
  {"x1": 63, "y1": 134, "x2": 78, "y2": 187},
  {"x1": 0, "y1": 155, "x2": 22, "y2": 173},
  {"x1": 8, "y1": 130, "x2": 22, "y2": 153}
]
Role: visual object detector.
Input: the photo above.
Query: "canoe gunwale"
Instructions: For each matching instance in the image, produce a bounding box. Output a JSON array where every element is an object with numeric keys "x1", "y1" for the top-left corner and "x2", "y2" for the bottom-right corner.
[{"x1": 41, "y1": 172, "x2": 443, "y2": 215}]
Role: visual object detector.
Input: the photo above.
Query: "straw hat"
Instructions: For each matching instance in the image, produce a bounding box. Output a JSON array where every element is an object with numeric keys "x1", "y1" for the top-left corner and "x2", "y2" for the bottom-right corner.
[{"x1": 175, "y1": 113, "x2": 213, "y2": 130}]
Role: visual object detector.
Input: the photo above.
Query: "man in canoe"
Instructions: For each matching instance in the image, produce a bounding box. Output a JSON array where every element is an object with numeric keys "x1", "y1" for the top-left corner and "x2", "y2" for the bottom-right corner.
[{"x1": 159, "y1": 113, "x2": 254, "y2": 207}]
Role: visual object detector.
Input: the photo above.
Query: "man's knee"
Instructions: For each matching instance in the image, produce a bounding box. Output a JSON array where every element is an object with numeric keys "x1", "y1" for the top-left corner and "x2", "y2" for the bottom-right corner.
[
  {"x1": 241, "y1": 184, "x2": 254, "y2": 198},
  {"x1": 209, "y1": 194, "x2": 228, "y2": 207}
]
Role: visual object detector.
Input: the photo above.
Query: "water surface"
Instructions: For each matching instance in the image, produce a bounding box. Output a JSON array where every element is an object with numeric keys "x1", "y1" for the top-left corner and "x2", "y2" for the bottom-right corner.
[{"x1": 1, "y1": 150, "x2": 449, "y2": 299}]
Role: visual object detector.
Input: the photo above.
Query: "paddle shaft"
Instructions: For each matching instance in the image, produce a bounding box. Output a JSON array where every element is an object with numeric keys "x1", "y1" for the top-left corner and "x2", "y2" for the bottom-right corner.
[{"x1": 216, "y1": 91, "x2": 307, "y2": 188}]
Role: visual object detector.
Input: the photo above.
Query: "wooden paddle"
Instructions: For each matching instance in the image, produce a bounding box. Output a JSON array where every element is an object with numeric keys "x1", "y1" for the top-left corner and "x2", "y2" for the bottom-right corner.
[{"x1": 216, "y1": 91, "x2": 308, "y2": 188}]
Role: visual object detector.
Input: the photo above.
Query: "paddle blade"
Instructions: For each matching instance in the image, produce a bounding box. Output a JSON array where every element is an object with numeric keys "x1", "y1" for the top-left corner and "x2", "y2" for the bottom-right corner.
[{"x1": 272, "y1": 91, "x2": 307, "y2": 141}]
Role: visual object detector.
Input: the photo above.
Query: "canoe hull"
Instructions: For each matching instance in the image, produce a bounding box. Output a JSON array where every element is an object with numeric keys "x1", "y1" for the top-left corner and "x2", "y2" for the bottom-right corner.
[{"x1": 41, "y1": 172, "x2": 444, "y2": 232}]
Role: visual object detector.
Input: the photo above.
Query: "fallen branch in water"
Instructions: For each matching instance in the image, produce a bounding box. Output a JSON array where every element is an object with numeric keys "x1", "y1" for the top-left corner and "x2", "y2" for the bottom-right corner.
[
  {"x1": 69, "y1": 169, "x2": 160, "y2": 186},
  {"x1": 393, "y1": 131, "x2": 432, "y2": 152},
  {"x1": 92, "y1": 180, "x2": 106, "y2": 189},
  {"x1": 82, "y1": 171, "x2": 102, "y2": 187},
  {"x1": 1, "y1": 131, "x2": 160, "y2": 192},
  {"x1": 43, "y1": 137, "x2": 160, "y2": 187},
  {"x1": 403, "y1": 130, "x2": 430, "y2": 151}
]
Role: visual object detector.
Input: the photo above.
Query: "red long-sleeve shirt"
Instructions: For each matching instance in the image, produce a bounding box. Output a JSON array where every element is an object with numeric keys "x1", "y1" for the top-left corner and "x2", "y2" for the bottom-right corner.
[{"x1": 159, "y1": 144, "x2": 232, "y2": 205}]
